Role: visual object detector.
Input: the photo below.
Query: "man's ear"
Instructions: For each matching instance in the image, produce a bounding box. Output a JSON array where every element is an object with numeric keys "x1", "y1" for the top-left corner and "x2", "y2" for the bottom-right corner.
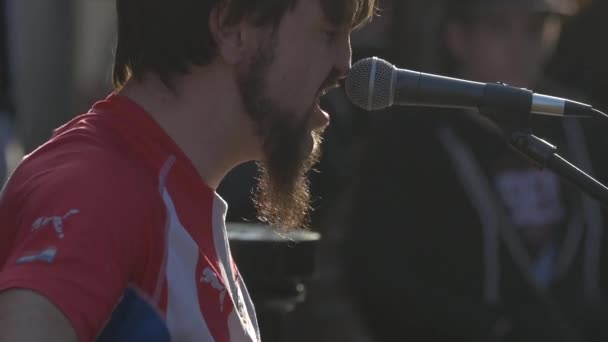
[
  {"x1": 209, "y1": 5, "x2": 261, "y2": 65},
  {"x1": 209, "y1": 5, "x2": 243, "y2": 64}
]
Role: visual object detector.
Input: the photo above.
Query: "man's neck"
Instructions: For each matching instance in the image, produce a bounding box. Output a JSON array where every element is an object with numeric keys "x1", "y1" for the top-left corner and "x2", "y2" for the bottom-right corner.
[{"x1": 118, "y1": 67, "x2": 259, "y2": 189}]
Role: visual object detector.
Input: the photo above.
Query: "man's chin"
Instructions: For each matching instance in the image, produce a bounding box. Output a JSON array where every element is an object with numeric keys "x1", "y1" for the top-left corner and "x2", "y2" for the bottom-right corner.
[
  {"x1": 312, "y1": 103, "x2": 330, "y2": 130},
  {"x1": 301, "y1": 132, "x2": 316, "y2": 158}
]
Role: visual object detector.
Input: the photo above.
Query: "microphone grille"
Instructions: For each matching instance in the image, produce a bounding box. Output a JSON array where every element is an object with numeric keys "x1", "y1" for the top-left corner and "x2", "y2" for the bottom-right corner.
[{"x1": 345, "y1": 57, "x2": 395, "y2": 111}]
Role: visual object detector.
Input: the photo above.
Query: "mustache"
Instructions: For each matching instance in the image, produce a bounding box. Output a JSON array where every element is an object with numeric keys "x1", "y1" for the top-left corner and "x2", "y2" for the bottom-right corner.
[{"x1": 320, "y1": 68, "x2": 343, "y2": 95}]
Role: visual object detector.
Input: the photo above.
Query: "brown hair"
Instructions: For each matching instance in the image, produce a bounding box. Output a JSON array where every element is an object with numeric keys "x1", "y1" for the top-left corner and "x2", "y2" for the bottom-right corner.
[{"x1": 113, "y1": 0, "x2": 376, "y2": 90}]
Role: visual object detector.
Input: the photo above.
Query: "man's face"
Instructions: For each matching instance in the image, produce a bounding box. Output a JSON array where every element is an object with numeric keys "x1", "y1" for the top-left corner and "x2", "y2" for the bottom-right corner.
[
  {"x1": 236, "y1": 0, "x2": 352, "y2": 231},
  {"x1": 448, "y1": 8, "x2": 562, "y2": 88}
]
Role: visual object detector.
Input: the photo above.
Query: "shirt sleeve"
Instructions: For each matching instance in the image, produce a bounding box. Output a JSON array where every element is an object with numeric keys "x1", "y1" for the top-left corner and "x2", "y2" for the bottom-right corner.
[{"x1": 0, "y1": 159, "x2": 161, "y2": 341}]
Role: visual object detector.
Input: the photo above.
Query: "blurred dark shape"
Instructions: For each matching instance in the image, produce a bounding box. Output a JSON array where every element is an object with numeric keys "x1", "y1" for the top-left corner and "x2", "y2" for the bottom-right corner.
[
  {"x1": 219, "y1": 161, "x2": 260, "y2": 223},
  {"x1": 548, "y1": 0, "x2": 608, "y2": 111},
  {"x1": 227, "y1": 223, "x2": 320, "y2": 342}
]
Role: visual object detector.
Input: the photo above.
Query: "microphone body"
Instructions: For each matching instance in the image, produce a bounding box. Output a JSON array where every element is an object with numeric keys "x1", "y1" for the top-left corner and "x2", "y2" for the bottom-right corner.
[{"x1": 346, "y1": 57, "x2": 600, "y2": 120}]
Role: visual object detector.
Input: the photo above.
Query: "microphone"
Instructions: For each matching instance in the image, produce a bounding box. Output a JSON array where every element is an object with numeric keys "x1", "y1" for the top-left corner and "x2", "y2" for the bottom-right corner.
[{"x1": 345, "y1": 57, "x2": 608, "y2": 120}]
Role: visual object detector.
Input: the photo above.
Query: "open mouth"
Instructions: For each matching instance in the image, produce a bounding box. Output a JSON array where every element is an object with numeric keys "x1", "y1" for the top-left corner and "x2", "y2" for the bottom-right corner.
[{"x1": 310, "y1": 81, "x2": 341, "y2": 129}]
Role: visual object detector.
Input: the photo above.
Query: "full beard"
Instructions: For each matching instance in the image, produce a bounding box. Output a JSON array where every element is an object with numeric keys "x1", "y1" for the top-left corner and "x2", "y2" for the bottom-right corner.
[
  {"x1": 236, "y1": 35, "x2": 324, "y2": 232},
  {"x1": 254, "y1": 127, "x2": 324, "y2": 232}
]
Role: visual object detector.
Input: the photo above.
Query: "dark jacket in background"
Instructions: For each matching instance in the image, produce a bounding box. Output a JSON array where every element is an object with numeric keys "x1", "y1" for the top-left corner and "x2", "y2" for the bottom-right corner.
[{"x1": 344, "y1": 80, "x2": 608, "y2": 342}]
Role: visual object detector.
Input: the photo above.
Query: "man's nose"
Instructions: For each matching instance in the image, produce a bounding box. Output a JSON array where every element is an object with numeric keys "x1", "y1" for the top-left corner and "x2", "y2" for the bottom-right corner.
[{"x1": 335, "y1": 34, "x2": 353, "y2": 79}]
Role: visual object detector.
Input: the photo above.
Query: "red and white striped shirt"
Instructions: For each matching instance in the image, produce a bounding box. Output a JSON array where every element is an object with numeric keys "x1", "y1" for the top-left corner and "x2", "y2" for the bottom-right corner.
[{"x1": 0, "y1": 94, "x2": 260, "y2": 341}]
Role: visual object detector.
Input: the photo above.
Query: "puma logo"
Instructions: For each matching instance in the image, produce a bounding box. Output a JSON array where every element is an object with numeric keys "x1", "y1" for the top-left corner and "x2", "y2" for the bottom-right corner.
[
  {"x1": 31, "y1": 209, "x2": 80, "y2": 239},
  {"x1": 200, "y1": 267, "x2": 227, "y2": 312}
]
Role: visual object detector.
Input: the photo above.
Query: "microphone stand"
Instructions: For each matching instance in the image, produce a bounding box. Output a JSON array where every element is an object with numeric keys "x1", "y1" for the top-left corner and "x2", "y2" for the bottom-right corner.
[
  {"x1": 508, "y1": 132, "x2": 608, "y2": 207},
  {"x1": 477, "y1": 84, "x2": 608, "y2": 207}
]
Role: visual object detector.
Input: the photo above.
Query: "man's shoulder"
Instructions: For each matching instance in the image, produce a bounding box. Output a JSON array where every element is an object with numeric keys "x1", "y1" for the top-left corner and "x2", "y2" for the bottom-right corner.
[{"x1": 4, "y1": 131, "x2": 160, "y2": 213}]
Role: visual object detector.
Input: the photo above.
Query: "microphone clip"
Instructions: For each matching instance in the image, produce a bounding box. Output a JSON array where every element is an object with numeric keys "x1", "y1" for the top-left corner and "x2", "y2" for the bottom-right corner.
[{"x1": 479, "y1": 83, "x2": 533, "y2": 134}]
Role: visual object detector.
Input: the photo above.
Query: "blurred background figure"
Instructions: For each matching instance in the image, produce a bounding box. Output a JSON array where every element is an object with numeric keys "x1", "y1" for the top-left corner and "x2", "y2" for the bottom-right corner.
[
  {"x1": 5, "y1": 0, "x2": 115, "y2": 174},
  {"x1": 441, "y1": 0, "x2": 572, "y2": 87},
  {"x1": 7, "y1": 0, "x2": 75, "y2": 155},
  {"x1": 344, "y1": 0, "x2": 608, "y2": 341},
  {"x1": 0, "y1": 0, "x2": 14, "y2": 185}
]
